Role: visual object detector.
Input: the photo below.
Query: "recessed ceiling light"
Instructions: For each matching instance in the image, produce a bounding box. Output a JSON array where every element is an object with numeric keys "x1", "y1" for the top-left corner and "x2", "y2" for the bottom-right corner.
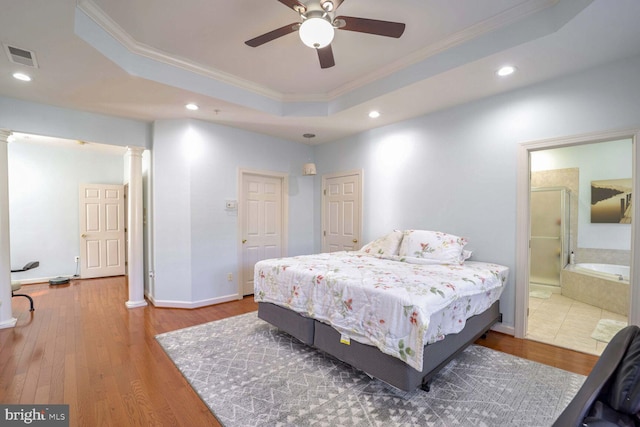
[
  {"x1": 12, "y1": 72, "x2": 31, "y2": 82},
  {"x1": 185, "y1": 103, "x2": 199, "y2": 111},
  {"x1": 497, "y1": 66, "x2": 516, "y2": 77},
  {"x1": 368, "y1": 111, "x2": 380, "y2": 119}
]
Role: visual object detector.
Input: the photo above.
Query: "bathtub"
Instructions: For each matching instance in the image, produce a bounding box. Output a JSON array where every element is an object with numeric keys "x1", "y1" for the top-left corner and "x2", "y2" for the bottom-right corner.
[
  {"x1": 561, "y1": 263, "x2": 629, "y2": 315},
  {"x1": 574, "y1": 263, "x2": 630, "y2": 282}
]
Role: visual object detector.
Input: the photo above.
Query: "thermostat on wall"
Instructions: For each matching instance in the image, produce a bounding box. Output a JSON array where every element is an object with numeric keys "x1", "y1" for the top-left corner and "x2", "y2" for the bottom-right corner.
[{"x1": 225, "y1": 200, "x2": 237, "y2": 210}]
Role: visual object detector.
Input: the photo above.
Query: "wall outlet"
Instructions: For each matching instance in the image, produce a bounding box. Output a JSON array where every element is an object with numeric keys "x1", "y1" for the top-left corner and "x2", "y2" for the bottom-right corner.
[
  {"x1": 227, "y1": 273, "x2": 233, "y2": 281},
  {"x1": 74, "y1": 255, "x2": 80, "y2": 263}
]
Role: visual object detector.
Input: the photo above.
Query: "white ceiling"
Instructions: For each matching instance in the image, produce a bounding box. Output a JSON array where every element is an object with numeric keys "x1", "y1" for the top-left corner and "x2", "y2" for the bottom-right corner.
[{"x1": 0, "y1": 0, "x2": 639, "y2": 145}]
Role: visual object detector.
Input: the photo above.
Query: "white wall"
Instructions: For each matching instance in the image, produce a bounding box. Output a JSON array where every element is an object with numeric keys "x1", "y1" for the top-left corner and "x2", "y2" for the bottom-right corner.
[
  {"x1": 151, "y1": 119, "x2": 315, "y2": 306},
  {"x1": 531, "y1": 138, "x2": 632, "y2": 250},
  {"x1": 313, "y1": 54, "x2": 640, "y2": 328},
  {"x1": 0, "y1": 96, "x2": 150, "y2": 149},
  {"x1": 8, "y1": 141, "x2": 124, "y2": 281}
]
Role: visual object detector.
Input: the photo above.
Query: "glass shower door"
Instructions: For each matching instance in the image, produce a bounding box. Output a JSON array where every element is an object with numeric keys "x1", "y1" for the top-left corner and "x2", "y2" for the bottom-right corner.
[{"x1": 530, "y1": 188, "x2": 567, "y2": 286}]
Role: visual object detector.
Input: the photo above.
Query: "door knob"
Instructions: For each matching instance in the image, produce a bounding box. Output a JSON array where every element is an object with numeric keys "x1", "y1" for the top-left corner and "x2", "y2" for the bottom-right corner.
[
  {"x1": 352, "y1": 239, "x2": 358, "y2": 243},
  {"x1": 81, "y1": 234, "x2": 87, "y2": 238},
  {"x1": 242, "y1": 239, "x2": 247, "y2": 244}
]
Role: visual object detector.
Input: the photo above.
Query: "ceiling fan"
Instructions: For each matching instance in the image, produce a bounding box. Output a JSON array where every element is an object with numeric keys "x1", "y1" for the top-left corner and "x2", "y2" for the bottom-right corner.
[{"x1": 244, "y1": 0, "x2": 406, "y2": 69}]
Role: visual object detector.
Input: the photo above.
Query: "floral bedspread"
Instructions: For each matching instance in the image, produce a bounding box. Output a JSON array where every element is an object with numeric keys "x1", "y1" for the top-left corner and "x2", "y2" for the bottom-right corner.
[{"x1": 254, "y1": 251, "x2": 509, "y2": 371}]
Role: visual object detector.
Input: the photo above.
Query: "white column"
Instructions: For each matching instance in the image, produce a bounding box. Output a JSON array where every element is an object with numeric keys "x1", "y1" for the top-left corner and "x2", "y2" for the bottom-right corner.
[
  {"x1": 0, "y1": 130, "x2": 17, "y2": 328},
  {"x1": 125, "y1": 147, "x2": 147, "y2": 309}
]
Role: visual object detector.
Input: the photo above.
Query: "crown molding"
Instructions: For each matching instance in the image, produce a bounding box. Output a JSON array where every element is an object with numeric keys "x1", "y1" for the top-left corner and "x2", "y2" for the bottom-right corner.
[
  {"x1": 77, "y1": 0, "x2": 288, "y2": 102},
  {"x1": 77, "y1": 0, "x2": 572, "y2": 108},
  {"x1": 327, "y1": 0, "x2": 559, "y2": 99}
]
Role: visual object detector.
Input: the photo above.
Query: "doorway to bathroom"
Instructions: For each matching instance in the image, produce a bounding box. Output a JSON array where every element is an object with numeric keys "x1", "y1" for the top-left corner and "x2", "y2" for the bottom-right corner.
[{"x1": 519, "y1": 134, "x2": 636, "y2": 356}]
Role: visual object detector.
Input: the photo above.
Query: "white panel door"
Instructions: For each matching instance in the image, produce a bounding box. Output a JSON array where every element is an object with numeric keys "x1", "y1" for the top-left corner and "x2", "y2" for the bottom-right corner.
[
  {"x1": 79, "y1": 184, "x2": 126, "y2": 279},
  {"x1": 322, "y1": 171, "x2": 362, "y2": 252},
  {"x1": 241, "y1": 173, "x2": 284, "y2": 296}
]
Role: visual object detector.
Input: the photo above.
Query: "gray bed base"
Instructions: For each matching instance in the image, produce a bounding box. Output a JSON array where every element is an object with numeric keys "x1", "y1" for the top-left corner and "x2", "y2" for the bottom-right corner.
[{"x1": 258, "y1": 301, "x2": 501, "y2": 392}]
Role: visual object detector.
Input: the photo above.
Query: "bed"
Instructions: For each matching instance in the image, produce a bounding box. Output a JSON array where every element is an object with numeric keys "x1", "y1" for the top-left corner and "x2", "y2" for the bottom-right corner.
[{"x1": 254, "y1": 230, "x2": 509, "y2": 392}]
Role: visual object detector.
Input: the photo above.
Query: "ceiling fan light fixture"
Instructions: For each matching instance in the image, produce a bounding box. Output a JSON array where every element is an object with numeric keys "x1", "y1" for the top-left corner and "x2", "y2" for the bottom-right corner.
[{"x1": 299, "y1": 17, "x2": 334, "y2": 48}]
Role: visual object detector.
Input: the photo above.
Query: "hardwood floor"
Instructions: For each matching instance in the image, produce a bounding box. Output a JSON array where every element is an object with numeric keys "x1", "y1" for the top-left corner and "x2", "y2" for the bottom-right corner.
[{"x1": 1, "y1": 277, "x2": 598, "y2": 426}]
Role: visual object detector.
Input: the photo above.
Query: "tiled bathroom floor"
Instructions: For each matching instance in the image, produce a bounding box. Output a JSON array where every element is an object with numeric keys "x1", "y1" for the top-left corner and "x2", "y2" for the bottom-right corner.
[{"x1": 527, "y1": 292, "x2": 628, "y2": 356}]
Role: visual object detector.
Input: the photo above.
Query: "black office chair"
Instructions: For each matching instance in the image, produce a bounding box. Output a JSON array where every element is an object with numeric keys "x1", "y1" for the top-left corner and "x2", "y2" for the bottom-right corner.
[
  {"x1": 552, "y1": 325, "x2": 640, "y2": 427},
  {"x1": 10, "y1": 261, "x2": 39, "y2": 312}
]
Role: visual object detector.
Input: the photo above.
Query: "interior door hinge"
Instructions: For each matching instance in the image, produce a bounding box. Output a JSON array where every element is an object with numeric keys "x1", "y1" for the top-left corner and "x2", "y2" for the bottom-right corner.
[
  {"x1": 323, "y1": 189, "x2": 326, "y2": 195},
  {"x1": 323, "y1": 230, "x2": 326, "y2": 236}
]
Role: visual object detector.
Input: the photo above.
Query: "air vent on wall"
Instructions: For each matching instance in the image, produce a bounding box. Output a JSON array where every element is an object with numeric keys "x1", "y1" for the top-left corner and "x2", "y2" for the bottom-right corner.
[{"x1": 3, "y1": 44, "x2": 38, "y2": 68}]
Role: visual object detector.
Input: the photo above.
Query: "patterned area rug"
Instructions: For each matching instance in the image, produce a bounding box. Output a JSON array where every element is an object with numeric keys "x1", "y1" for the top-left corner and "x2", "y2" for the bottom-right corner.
[
  {"x1": 592, "y1": 319, "x2": 628, "y2": 343},
  {"x1": 156, "y1": 312, "x2": 584, "y2": 427}
]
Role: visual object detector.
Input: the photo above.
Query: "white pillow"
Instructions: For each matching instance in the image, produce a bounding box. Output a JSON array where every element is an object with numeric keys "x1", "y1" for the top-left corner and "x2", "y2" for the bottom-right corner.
[
  {"x1": 360, "y1": 230, "x2": 403, "y2": 257},
  {"x1": 398, "y1": 230, "x2": 469, "y2": 265}
]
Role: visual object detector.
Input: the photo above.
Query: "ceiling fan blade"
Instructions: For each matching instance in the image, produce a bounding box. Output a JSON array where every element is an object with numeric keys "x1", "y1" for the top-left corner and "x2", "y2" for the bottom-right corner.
[
  {"x1": 278, "y1": 0, "x2": 306, "y2": 13},
  {"x1": 336, "y1": 16, "x2": 406, "y2": 38},
  {"x1": 317, "y1": 45, "x2": 335, "y2": 69},
  {"x1": 245, "y1": 23, "x2": 299, "y2": 47}
]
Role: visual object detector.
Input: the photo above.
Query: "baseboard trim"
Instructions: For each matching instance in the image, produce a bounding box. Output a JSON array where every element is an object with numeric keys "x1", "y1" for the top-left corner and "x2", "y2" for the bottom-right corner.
[
  {"x1": 11, "y1": 275, "x2": 76, "y2": 286},
  {"x1": 146, "y1": 293, "x2": 242, "y2": 309},
  {"x1": 491, "y1": 322, "x2": 515, "y2": 336},
  {"x1": 0, "y1": 317, "x2": 18, "y2": 329},
  {"x1": 125, "y1": 299, "x2": 148, "y2": 309}
]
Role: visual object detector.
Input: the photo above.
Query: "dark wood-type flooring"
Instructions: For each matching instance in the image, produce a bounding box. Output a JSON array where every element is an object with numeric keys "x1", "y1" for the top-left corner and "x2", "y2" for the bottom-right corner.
[{"x1": 0, "y1": 277, "x2": 598, "y2": 426}]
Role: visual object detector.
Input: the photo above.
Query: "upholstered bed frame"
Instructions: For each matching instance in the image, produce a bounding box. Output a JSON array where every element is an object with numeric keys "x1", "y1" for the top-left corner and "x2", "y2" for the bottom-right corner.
[{"x1": 258, "y1": 300, "x2": 501, "y2": 392}]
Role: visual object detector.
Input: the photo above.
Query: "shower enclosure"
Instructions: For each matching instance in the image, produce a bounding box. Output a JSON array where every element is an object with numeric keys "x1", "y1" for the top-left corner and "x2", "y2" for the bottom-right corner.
[{"x1": 530, "y1": 187, "x2": 571, "y2": 287}]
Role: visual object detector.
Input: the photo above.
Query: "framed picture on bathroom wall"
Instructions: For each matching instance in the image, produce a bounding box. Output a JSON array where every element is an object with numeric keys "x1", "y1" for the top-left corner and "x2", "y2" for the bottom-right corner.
[{"x1": 591, "y1": 178, "x2": 632, "y2": 224}]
